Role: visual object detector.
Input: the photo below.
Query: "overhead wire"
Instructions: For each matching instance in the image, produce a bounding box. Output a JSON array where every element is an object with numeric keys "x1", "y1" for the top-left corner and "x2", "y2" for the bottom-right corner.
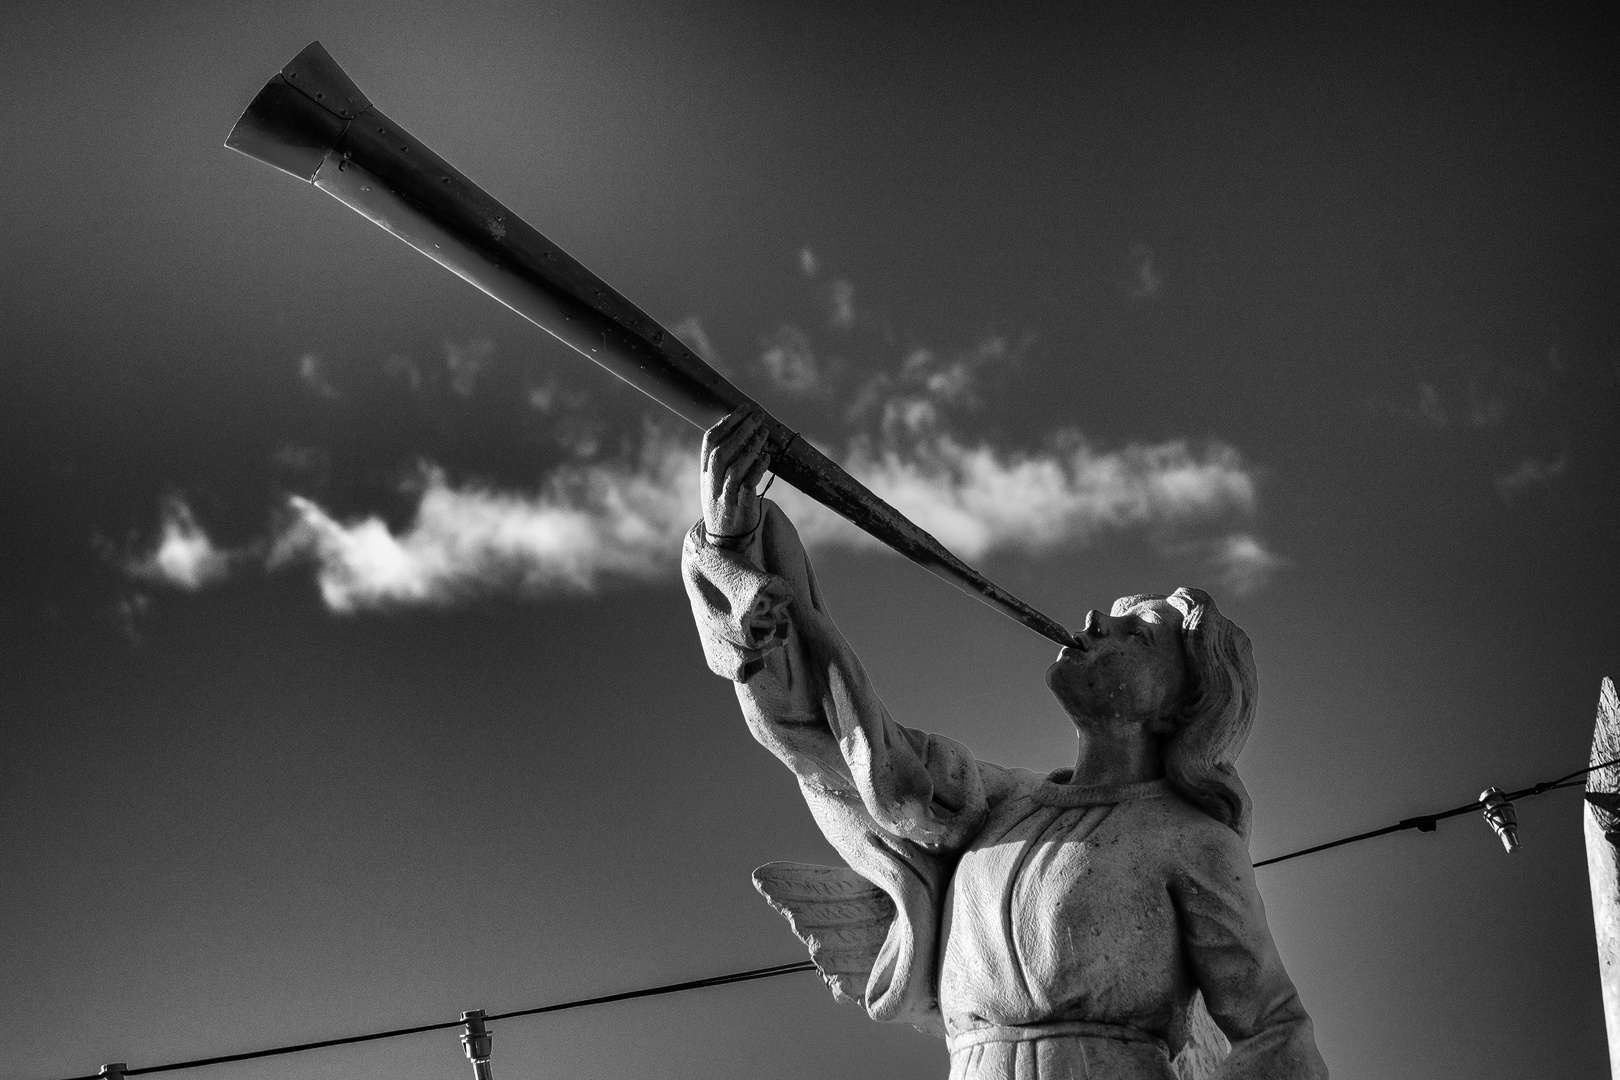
[
  {"x1": 1253, "y1": 755, "x2": 1619, "y2": 868},
  {"x1": 46, "y1": 757, "x2": 1616, "y2": 1080},
  {"x1": 54, "y1": 962, "x2": 818, "y2": 1080}
]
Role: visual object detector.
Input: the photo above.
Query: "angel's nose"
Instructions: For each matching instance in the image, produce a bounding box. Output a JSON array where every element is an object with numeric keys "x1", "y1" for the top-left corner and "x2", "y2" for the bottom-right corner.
[{"x1": 1083, "y1": 609, "x2": 1105, "y2": 635}]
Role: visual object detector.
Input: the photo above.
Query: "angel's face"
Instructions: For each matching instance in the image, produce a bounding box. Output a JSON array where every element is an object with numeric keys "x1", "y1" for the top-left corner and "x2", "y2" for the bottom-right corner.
[{"x1": 1045, "y1": 599, "x2": 1189, "y2": 734}]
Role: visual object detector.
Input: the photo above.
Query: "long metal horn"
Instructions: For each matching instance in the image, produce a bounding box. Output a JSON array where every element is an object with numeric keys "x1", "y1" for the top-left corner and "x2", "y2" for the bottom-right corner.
[{"x1": 226, "y1": 41, "x2": 1074, "y2": 647}]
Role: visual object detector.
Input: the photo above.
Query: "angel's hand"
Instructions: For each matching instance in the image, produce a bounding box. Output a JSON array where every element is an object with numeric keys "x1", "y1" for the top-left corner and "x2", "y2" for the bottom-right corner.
[{"x1": 700, "y1": 405, "x2": 771, "y2": 545}]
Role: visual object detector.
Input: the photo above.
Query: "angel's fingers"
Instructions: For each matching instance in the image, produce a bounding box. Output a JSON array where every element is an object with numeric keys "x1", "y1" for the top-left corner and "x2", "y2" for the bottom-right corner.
[
  {"x1": 740, "y1": 448, "x2": 771, "y2": 493},
  {"x1": 701, "y1": 406, "x2": 755, "y2": 467},
  {"x1": 714, "y1": 407, "x2": 763, "y2": 456},
  {"x1": 701, "y1": 418, "x2": 743, "y2": 471},
  {"x1": 718, "y1": 425, "x2": 770, "y2": 500},
  {"x1": 712, "y1": 413, "x2": 768, "y2": 478}
]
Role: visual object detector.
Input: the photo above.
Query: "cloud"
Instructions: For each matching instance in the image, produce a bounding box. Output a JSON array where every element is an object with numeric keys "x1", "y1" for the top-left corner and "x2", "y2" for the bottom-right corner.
[
  {"x1": 444, "y1": 338, "x2": 494, "y2": 397},
  {"x1": 799, "y1": 247, "x2": 819, "y2": 276},
  {"x1": 250, "y1": 267, "x2": 1274, "y2": 611},
  {"x1": 270, "y1": 430, "x2": 697, "y2": 611},
  {"x1": 525, "y1": 376, "x2": 592, "y2": 421},
  {"x1": 1494, "y1": 452, "x2": 1568, "y2": 500},
  {"x1": 759, "y1": 326, "x2": 821, "y2": 392},
  {"x1": 112, "y1": 591, "x2": 151, "y2": 645},
  {"x1": 1382, "y1": 346, "x2": 1574, "y2": 433},
  {"x1": 273, "y1": 443, "x2": 321, "y2": 472},
  {"x1": 377, "y1": 340, "x2": 495, "y2": 398},
  {"x1": 298, "y1": 353, "x2": 340, "y2": 399},
  {"x1": 272, "y1": 444, "x2": 332, "y2": 491},
  {"x1": 1466, "y1": 381, "x2": 1506, "y2": 427},
  {"x1": 671, "y1": 316, "x2": 721, "y2": 367},
  {"x1": 128, "y1": 497, "x2": 233, "y2": 590},
  {"x1": 1207, "y1": 533, "x2": 1287, "y2": 596},
  {"x1": 770, "y1": 430, "x2": 1256, "y2": 562},
  {"x1": 1416, "y1": 381, "x2": 1447, "y2": 428},
  {"x1": 828, "y1": 279, "x2": 856, "y2": 330},
  {"x1": 1128, "y1": 244, "x2": 1161, "y2": 300},
  {"x1": 845, "y1": 334, "x2": 1030, "y2": 427},
  {"x1": 270, "y1": 424, "x2": 1262, "y2": 612}
]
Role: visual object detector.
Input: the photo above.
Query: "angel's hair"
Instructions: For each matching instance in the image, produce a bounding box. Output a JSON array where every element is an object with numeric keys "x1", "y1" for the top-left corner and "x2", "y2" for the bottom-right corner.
[{"x1": 1111, "y1": 587, "x2": 1257, "y2": 839}]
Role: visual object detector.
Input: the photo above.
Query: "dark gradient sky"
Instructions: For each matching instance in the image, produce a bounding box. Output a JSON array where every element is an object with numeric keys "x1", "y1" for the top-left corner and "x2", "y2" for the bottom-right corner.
[{"x1": 3, "y1": 3, "x2": 1618, "y2": 1079}]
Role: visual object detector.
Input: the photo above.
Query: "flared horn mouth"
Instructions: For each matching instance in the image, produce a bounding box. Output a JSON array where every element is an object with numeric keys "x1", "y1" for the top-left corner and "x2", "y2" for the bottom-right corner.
[{"x1": 224, "y1": 41, "x2": 372, "y2": 181}]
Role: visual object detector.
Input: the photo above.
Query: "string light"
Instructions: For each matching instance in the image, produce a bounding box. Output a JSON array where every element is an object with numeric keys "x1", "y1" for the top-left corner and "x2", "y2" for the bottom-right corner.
[
  {"x1": 54, "y1": 964, "x2": 815, "y2": 1080},
  {"x1": 1252, "y1": 755, "x2": 1615, "y2": 868}
]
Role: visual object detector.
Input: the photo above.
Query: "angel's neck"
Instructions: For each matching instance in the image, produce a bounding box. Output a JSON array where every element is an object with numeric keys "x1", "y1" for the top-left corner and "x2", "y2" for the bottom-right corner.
[{"x1": 1070, "y1": 724, "x2": 1163, "y2": 787}]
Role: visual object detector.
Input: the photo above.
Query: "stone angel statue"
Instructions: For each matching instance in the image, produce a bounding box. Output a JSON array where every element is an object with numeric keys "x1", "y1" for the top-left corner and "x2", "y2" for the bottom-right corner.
[{"x1": 682, "y1": 407, "x2": 1329, "y2": 1080}]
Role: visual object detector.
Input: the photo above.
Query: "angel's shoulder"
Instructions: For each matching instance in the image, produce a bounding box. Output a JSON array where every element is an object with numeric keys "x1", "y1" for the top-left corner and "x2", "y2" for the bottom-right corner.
[
  {"x1": 1142, "y1": 795, "x2": 1249, "y2": 882},
  {"x1": 974, "y1": 760, "x2": 1046, "y2": 805}
]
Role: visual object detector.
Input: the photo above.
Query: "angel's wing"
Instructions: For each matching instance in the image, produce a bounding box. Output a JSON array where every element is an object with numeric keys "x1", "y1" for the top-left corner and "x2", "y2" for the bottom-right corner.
[
  {"x1": 1171, "y1": 990, "x2": 1232, "y2": 1080},
  {"x1": 753, "y1": 861, "x2": 897, "y2": 1007}
]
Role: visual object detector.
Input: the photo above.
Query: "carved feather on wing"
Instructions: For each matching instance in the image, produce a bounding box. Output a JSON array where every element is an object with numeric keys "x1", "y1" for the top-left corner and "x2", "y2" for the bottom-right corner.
[
  {"x1": 753, "y1": 861, "x2": 897, "y2": 1007},
  {"x1": 1171, "y1": 990, "x2": 1232, "y2": 1080}
]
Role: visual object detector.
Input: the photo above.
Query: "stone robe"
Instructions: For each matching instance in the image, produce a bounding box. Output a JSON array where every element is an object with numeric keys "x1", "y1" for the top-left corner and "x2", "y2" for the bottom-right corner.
[{"x1": 682, "y1": 501, "x2": 1327, "y2": 1080}]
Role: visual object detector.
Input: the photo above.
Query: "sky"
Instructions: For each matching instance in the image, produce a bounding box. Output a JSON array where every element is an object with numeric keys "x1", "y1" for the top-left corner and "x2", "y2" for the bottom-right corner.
[{"x1": 2, "y1": 2, "x2": 1617, "y2": 1078}]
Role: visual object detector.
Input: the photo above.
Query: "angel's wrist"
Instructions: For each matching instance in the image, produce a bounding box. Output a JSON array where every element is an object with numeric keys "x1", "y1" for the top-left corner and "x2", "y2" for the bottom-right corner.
[{"x1": 704, "y1": 515, "x2": 762, "y2": 549}]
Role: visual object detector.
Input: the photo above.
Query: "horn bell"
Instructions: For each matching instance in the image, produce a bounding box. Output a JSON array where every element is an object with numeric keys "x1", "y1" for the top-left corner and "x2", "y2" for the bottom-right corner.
[{"x1": 224, "y1": 41, "x2": 371, "y2": 182}]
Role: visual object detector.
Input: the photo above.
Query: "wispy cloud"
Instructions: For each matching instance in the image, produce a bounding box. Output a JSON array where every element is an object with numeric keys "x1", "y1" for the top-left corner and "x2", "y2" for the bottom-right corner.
[
  {"x1": 759, "y1": 326, "x2": 821, "y2": 393},
  {"x1": 846, "y1": 335, "x2": 1029, "y2": 426},
  {"x1": 827, "y1": 279, "x2": 856, "y2": 330},
  {"x1": 1494, "y1": 452, "x2": 1568, "y2": 500},
  {"x1": 378, "y1": 338, "x2": 496, "y2": 398},
  {"x1": 1155, "y1": 532, "x2": 1287, "y2": 597},
  {"x1": 1416, "y1": 381, "x2": 1447, "y2": 429},
  {"x1": 128, "y1": 497, "x2": 233, "y2": 590},
  {"x1": 1367, "y1": 345, "x2": 1583, "y2": 507},
  {"x1": 269, "y1": 417, "x2": 1262, "y2": 612},
  {"x1": 740, "y1": 306, "x2": 1262, "y2": 578},
  {"x1": 524, "y1": 375, "x2": 587, "y2": 417},
  {"x1": 1128, "y1": 244, "x2": 1161, "y2": 300},
  {"x1": 772, "y1": 432, "x2": 1254, "y2": 561},
  {"x1": 1406, "y1": 378, "x2": 1507, "y2": 431},
  {"x1": 273, "y1": 443, "x2": 330, "y2": 484},
  {"x1": 1379, "y1": 346, "x2": 1571, "y2": 433},
  {"x1": 112, "y1": 591, "x2": 151, "y2": 645},
  {"x1": 269, "y1": 430, "x2": 696, "y2": 612},
  {"x1": 298, "y1": 353, "x2": 340, "y2": 400},
  {"x1": 1207, "y1": 533, "x2": 1287, "y2": 596},
  {"x1": 671, "y1": 316, "x2": 722, "y2": 367},
  {"x1": 444, "y1": 338, "x2": 494, "y2": 397},
  {"x1": 1465, "y1": 381, "x2": 1506, "y2": 428},
  {"x1": 799, "y1": 247, "x2": 819, "y2": 277},
  {"x1": 174, "y1": 262, "x2": 1277, "y2": 612}
]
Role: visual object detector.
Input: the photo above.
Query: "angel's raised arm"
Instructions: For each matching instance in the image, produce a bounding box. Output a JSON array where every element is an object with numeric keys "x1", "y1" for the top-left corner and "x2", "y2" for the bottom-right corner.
[{"x1": 682, "y1": 494, "x2": 988, "y2": 853}]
